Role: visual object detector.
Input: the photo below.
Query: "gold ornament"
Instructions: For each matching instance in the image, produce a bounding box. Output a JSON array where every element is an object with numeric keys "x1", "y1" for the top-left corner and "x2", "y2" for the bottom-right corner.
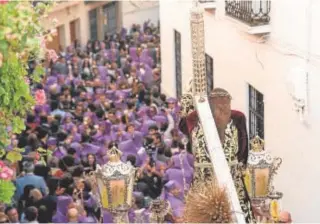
[
  {"x1": 184, "y1": 181, "x2": 232, "y2": 223},
  {"x1": 107, "y1": 146, "x2": 122, "y2": 163},
  {"x1": 250, "y1": 136, "x2": 265, "y2": 152}
]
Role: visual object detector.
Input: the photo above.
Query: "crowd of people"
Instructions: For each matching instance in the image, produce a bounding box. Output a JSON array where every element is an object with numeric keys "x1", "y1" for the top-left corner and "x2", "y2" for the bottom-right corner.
[{"x1": 0, "y1": 21, "x2": 196, "y2": 223}]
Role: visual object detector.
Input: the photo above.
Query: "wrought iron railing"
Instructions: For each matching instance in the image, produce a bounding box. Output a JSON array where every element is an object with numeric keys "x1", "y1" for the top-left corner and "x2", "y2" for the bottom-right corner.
[{"x1": 225, "y1": 0, "x2": 271, "y2": 26}]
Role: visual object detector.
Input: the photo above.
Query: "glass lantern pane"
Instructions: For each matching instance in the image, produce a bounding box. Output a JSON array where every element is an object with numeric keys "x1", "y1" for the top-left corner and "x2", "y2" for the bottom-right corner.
[
  {"x1": 110, "y1": 179, "x2": 126, "y2": 207},
  {"x1": 244, "y1": 169, "x2": 253, "y2": 198},
  {"x1": 126, "y1": 175, "x2": 134, "y2": 206},
  {"x1": 270, "y1": 199, "x2": 280, "y2": 221},
  {"x1": 97, "y1": 178, "x2": 109, "y2": 209},
  {"x1": 255, "y1": 168, "x2": 270, "y2": 197}
]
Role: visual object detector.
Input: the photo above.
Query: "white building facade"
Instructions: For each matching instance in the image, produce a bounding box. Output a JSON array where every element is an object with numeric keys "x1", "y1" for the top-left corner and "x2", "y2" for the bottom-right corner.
[
  {"x1": 42, "y1": 1, "x2": 159, "y2": 51},
  {"x1": 160, "y1": 0, "x2": 320, "y2": 222}
]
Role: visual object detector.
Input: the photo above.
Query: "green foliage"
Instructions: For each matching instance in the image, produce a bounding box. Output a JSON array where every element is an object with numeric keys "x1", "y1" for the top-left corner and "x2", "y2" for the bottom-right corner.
[
  {"x1": 0, "y1": 180, "x2": 15, "y2": 204},
  {"x1": 0, "y1": 149, "x2": 5, "y2": 158},
  {"x1": 0, "y1": 1, "x2": 52, "y2": 149},
  {"x1": 6, "y1": 147, "x2": 24, "y2": 164}
]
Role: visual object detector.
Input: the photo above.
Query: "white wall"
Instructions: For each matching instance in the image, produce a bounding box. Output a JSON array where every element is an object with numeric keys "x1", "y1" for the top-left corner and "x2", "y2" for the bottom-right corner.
[
  {"x1": 121, "y1": 1, "x2": 159, "y2": 28},
  {"x1": 160, "y1": 0, "x2": 320, "y2": 222},
  {"x1": 160, "y1": 0, "x2": 193, "y2": 97},
  {"x1": 43, "y1": 1, "x2": 114, "y2": 47}
]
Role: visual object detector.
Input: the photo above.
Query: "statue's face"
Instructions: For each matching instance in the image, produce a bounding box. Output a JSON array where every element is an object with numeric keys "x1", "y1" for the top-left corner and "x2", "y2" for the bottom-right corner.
[{"x1": 210, "y1": 96, "x2": 231, "y2": 127}]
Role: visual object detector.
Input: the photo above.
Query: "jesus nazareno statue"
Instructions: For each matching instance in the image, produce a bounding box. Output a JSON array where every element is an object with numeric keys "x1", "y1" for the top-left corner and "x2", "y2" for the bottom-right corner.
[{"x1": 179, "y1": 88, "x2": 256, "y2": 223}]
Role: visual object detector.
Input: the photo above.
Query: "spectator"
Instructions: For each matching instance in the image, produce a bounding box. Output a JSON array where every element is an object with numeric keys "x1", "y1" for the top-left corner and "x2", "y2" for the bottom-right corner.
[
  {"x1": 24, "y1": 206, "x2": 38, "y2": 223},
  {"x1": 15, "y1": 162, "x2": 47, "y2": 200},
  {"x1": 0, "y1": 212, "x2": 8, "y2": 223},
  {"x1": 4, "y1": 207, "x2": 19, "y2": 223}
]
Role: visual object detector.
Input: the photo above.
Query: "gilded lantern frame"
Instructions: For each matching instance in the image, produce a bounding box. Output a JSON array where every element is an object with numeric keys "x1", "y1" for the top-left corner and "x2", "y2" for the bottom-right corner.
[
  {"x1": 246, "y1": 136, "x2": 282, "y2": 201},
  {"x1": 95, "y1": 161, "x2": 135, "y2": 210}
]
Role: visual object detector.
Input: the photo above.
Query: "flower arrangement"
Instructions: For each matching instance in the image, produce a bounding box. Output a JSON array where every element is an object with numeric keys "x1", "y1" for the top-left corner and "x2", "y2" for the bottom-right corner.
[
  {"x1": 34, "y1": 89, "x2": 47, "y2": 105},
  {"x1": 0, "y1": 161, "x2": 15, "y2": 204},
  {"x1": 184, "y1": 180, "x2": 233, "y2": 223}
]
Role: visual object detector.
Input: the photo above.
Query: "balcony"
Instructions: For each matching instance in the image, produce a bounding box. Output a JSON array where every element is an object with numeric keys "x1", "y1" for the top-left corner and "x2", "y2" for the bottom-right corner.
[
  {"x1": 225, "y1": 0, "x2": 271, "y2": 34},
  {"x1": 198, "y1": 0, "x2": 217, "y2": 10}
]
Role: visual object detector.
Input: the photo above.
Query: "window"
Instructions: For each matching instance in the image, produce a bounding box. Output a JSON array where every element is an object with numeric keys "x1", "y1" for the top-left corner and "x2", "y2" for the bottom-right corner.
[
  {"x1": 249, "y1": 85, "x2": 264, "y2": 140},
  {"x1": 174, "y1": 30, "x2": 182, "y2": 98},
  {"x1": 89, "y1": 9, "x2": 98, "y2": 41},
  {"x1": 103, "y1": 2, "x2": 117, "y2": 35},
  {"x1": 205, "y1": 54, "x2": 214, "y2": 95}
]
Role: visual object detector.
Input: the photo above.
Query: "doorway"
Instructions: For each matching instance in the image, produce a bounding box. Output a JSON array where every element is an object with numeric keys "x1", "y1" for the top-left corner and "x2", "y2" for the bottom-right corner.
[{"x1": 69, "y1": 20, "x2": 77, "y2": 44}]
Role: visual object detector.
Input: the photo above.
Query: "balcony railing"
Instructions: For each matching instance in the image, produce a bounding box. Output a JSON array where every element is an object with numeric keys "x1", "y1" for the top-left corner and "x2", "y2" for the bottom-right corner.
[{"x1": 225, "y1": 0, "x2": 271, "y2": 26}]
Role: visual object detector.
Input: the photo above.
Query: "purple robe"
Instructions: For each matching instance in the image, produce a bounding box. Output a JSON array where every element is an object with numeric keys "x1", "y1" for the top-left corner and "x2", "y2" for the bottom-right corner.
[
  {"x1": 131, "y1": 131, "x2": 143, "y2": 148},
  {"x1": 70, "y1": 142, "x2": 82, "y2": 159},
  {"x1": 52, "y1": 195, "x2": 73, "y2": 223},
  {"x1": 136, "y1": 147, "x2": 148, "y2": 167},
  {"x1": 167, "y1": 195, "x2": 184, "y2": 218},
  {"x1": 72, "y1": 133, "x2": 81, "y2": 143},
  {"x1": 129, "y1": 48, "x2": 138, "y2": 62},
  {"x1": 120, "y1": 27, "x2": 127, "y2": 40},
  {"x1": 170, "y1": 153, "x2": 194, "y2": 187},
  {"x1": 164, "y1": 168, "x2": 184, "y2": 190},
  {"x1": 52, "y1": 146, "x2": 67, "y2": 159},
  {"x1": 103, "y1": 210, "x2": 113, "y2": 223},
  {"x1": 82, "y1": 143, "x2": 101, "y2": 157},
  {"x1": 140, "y1": 119, "x2": 157, "y2": 136},
  {"x1": 119, "y1": 139, "x2": 139, "y2": 161},
  {"x1": 129, "y1": 208, "x2": 149, "y2": 223},
  {"x1": 62, "y1": 122, "x2": 75, "y2": 132}
]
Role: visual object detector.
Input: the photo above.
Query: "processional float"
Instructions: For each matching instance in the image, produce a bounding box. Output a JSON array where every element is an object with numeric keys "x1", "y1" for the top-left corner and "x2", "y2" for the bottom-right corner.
[{"x1": 182, "y1": 0, "x2": 284, "y2": 223}]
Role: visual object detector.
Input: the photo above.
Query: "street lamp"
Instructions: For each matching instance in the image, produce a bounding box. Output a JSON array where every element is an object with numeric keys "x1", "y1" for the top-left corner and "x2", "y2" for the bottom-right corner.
[{"x1": 94, "y1": 145, "x2": 135, "y2": 223}]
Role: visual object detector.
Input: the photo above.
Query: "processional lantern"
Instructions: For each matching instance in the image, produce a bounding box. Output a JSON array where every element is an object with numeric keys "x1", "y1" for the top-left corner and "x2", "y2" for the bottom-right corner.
[
  {"x1": 149, "y1": 198, "x2": 170, "y2": 223},
  {"x1": 244, "y1": 136, "x2": 283, "y2": 221},
  {"x1": 94, "y1": 145, "x2": 135, "y2": 223}
]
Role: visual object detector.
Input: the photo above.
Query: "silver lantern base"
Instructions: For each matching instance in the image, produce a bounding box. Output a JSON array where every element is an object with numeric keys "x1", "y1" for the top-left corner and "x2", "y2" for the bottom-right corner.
[
  {"x1": 149, "y1": 199, "x2": 170, "y2": 223},
  {"x1": 111, "y1": 204, "x2": 130, "y2": 224}
]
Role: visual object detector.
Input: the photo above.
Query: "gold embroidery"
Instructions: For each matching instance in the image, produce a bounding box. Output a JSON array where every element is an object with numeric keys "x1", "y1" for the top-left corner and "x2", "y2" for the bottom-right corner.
[
  {"x1": 180, "y1": 93, "x2": 255, "y2": 223},
  {"x1": 223, "y1": 122, "x2": 256, "y2": 223}
]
